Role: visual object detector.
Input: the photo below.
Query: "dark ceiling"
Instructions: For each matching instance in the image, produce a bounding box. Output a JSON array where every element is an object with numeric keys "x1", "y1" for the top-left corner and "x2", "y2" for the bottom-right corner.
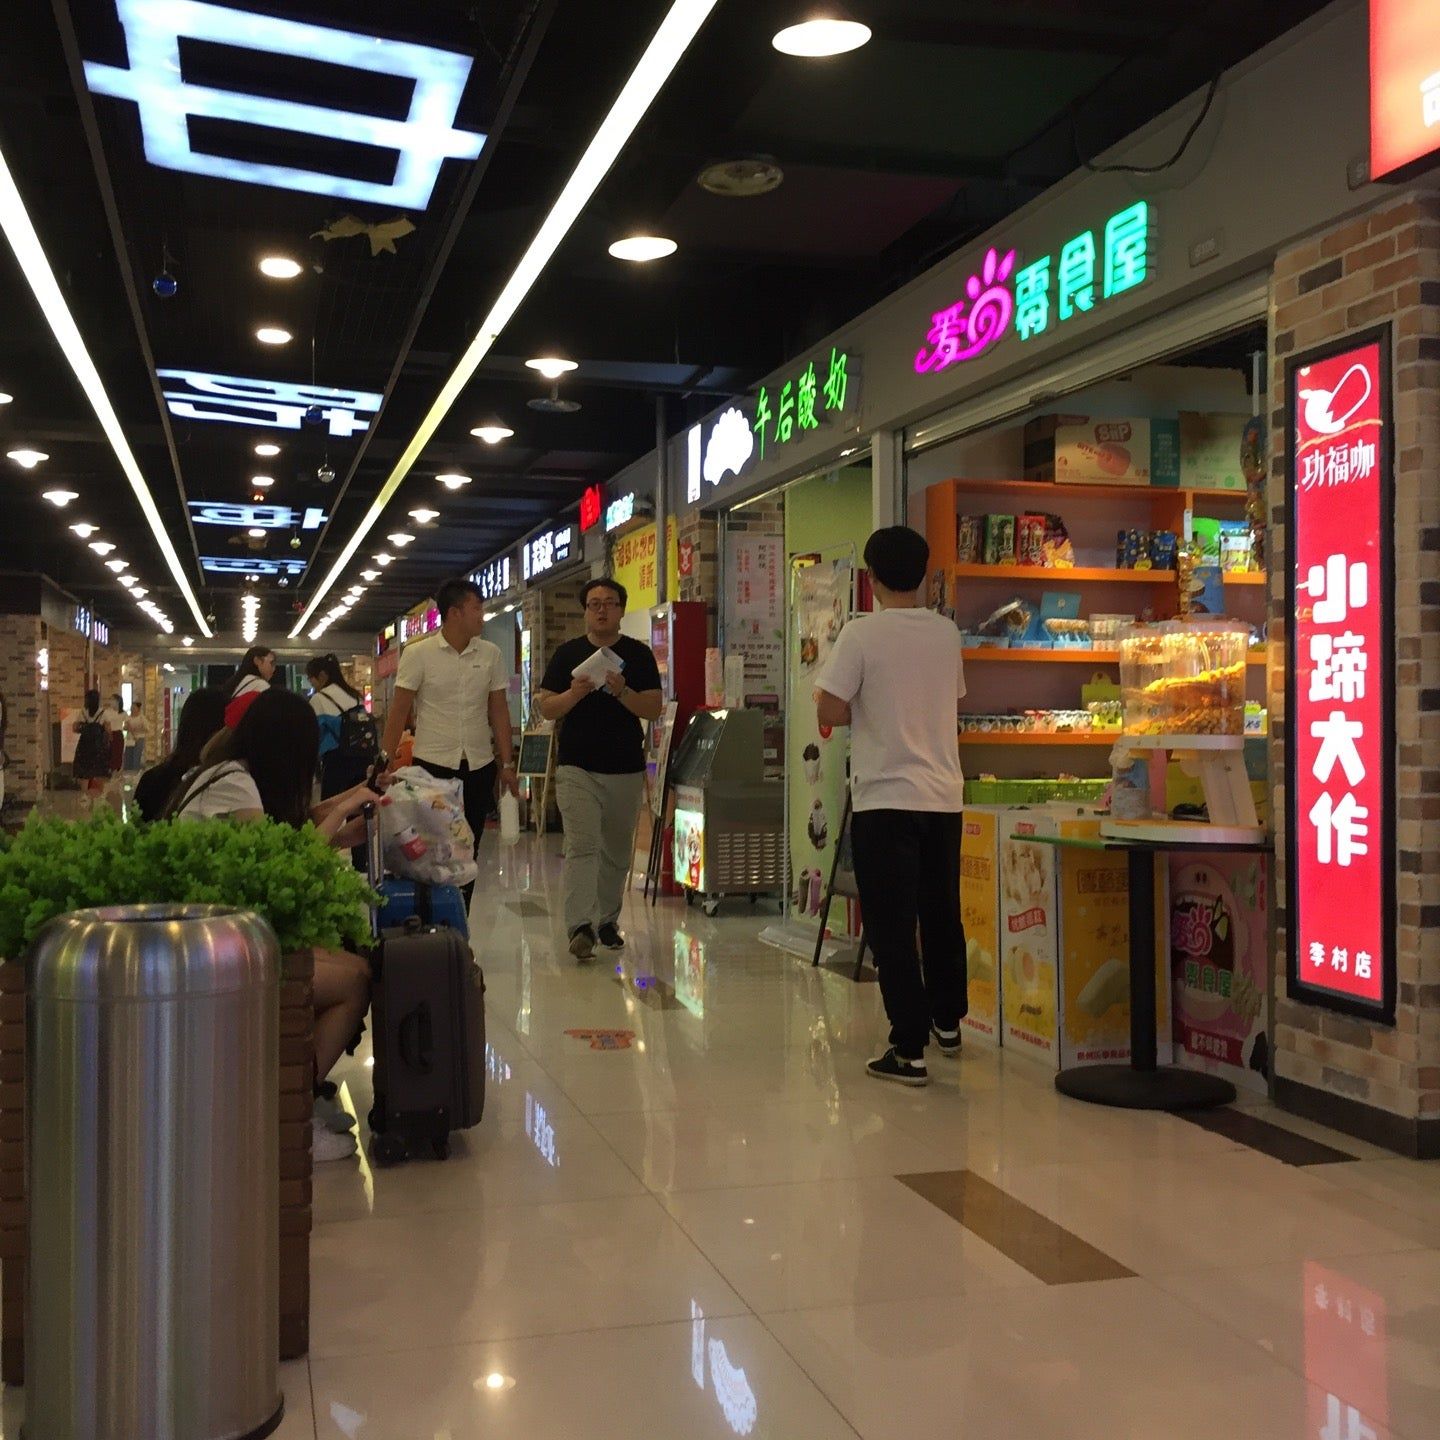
[{"x1": 0, "y1": 0, "x2": 1335, "y2": 645}]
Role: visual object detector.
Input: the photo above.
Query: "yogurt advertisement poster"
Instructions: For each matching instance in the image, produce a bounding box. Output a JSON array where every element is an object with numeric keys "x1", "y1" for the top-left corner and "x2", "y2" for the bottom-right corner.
[
  {"x1": 959, "y1": 810, "x2": 1001, "y2": 1041},
  {"x1": 1000, "y1": 825, "x2": 1058, "y2": 1058},
  {"x1": 1168, "y1": 854, "x2": 1269, "y2": 1094}
]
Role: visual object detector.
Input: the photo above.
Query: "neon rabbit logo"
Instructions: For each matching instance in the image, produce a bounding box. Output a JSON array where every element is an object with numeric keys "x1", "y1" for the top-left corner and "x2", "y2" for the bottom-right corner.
[{"x1": 914, "y1": 248, "x2": 1017, "y2": 374}]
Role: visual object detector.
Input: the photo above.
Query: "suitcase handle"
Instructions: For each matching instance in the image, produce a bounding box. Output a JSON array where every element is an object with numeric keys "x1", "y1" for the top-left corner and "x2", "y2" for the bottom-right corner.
[{"x1": 398, "y1": 1004, "x2": 434, "y2": 1074}]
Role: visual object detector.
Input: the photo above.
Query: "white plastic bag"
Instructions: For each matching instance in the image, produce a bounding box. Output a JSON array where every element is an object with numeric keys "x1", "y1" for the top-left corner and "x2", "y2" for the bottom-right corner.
[
  {"x1": 499, "y1": 790, "x2": 520, "y2": 846},
  {"x1": 377, "y1": 766, "x2": 477, "y2": 887}
]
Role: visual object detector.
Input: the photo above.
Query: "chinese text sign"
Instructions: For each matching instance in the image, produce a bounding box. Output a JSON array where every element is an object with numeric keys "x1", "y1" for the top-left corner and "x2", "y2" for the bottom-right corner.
[
  {"x1": 1370, "y1": 0, "x2": 1440, "y2": 180},
  {"x1": 1288, "y1": 335, "x2": 1393, "y2": 1020}
]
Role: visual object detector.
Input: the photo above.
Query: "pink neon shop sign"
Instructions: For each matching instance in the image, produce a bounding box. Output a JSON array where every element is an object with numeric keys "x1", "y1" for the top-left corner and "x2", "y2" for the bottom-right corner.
[{"x1": 914, "y1": 247, "x2": 1017, "y2": 373}]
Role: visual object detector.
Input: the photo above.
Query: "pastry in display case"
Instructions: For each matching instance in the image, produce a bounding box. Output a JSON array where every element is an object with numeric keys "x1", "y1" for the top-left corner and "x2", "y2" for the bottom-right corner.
[{"x1": 1119, "y1": 620, "x2": 1249, "y2": 737}]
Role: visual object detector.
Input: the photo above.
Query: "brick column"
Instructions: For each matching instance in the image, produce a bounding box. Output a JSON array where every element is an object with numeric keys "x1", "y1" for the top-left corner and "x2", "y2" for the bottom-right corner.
[
  {"x1": 0, "y1": 952, "x2": 316, "y2": 1379},
  {"x1": 1269, "y1": 192, "x2": 1440, "y2": 1156},
  {"x1": 0, "y1": 616, "x2": 44, "y2": 828}
]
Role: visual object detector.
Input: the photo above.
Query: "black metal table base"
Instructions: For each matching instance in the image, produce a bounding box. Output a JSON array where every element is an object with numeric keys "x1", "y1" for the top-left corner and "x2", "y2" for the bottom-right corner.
[{"x1": 1055, "y1": 1064, "x2": 1237, "y2": 1111}]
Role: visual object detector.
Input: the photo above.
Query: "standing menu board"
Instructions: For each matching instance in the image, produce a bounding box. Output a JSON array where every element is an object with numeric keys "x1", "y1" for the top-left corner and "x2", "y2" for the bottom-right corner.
[{"x1": 1285, "y1": 329, "x2": 1395, "y2": 1024}]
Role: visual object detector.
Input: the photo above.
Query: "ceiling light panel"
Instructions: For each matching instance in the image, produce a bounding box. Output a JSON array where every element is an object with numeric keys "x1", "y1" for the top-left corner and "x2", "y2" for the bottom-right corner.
[
  {"x1": 772, "y1": 18, "x2": 872, "y2": 57},
  {"x1": 608, "y1": 235, "x2": 677, "y2": 262},
  {"x1": 85, "y1": 0, "x2": 487, "y2": 209},
  {"x1": 469, "y1": 426, "x2": 512, "y2": 445},
  {"x1": 159, "y1": 369, "x2": 382, "y2": 438},
  {"x1": 255, "y1": 326, "x2": 292, "y2": 346},
  {"x1": 291, "y1": 0, "x2": 720, "y2": 635},
  {"x1": 259, "y1": 257, "x2": 302, "y2": 279}
]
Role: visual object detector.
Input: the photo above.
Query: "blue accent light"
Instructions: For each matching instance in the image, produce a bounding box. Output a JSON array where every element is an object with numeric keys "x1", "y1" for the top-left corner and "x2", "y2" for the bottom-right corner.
[{"x1": 85, "y1": 0, "x2": 487, "y2": 210}]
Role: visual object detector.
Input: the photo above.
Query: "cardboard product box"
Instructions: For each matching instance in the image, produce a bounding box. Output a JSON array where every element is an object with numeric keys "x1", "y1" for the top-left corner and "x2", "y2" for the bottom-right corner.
[
  {"x1": 1179, "y1": 412, "x2": 1249, "y2": 492},
  {"x1": 1027, "y1": 416, "x2": 1180, "y2": 487}
]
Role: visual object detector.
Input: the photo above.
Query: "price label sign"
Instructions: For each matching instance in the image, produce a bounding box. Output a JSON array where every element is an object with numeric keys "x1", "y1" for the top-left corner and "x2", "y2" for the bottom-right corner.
[{"x1": 1286, "y1": 329, "x2": 1395, "y2": 1023}]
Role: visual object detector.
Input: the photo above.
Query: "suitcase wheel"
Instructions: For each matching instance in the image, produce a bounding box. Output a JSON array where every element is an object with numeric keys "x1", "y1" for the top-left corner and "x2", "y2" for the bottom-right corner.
[
  {"x1": 372, "y1": 1132, "x2": 407, "y2": 1167},
  {"x1": 433, "y1": 1138, "x2": 450, "y2": 1161}
]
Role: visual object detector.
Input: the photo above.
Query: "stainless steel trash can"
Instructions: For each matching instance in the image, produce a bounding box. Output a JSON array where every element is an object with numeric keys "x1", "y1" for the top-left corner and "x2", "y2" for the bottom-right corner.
[{"x1": 25, "y1": 905, "x2": 283, "y2": 1440}]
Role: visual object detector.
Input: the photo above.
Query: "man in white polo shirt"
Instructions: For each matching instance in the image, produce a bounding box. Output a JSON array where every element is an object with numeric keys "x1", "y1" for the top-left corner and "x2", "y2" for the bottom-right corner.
[
  {"x1": 383, "y1": 577, "x2": 517, "y2": 887},
  {"x1": 815, "y1": 526, "x2": 968, "y2": 1088}
]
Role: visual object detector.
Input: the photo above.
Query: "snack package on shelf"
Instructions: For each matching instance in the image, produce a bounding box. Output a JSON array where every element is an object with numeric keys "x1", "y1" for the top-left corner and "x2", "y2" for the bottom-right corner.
[
  {"x1": 976, "y1": 598, "x2": 1034, "y2": 643},
  {"x1": 957, "y1": 514, "x2": 982, "y2": 564},
  {"x1": 1017, "y1": 513, "x2": 1046, "y2": 567},
  {"x1": 1218, "y1": 519, "x2": 1254, "y2": 573},
  {"x1": 983, "y1": 514, "x2": 1017, "y2": 565},
  {"x1": 1119, "y1": 621, "x2": 1249, "y2": 736},
  {"x1": 1040, "y1": 513, "x2": 1075, "y2": 568}
]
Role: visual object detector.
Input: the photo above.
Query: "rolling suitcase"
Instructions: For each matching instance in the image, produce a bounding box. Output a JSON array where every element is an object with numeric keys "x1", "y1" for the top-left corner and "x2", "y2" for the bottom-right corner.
[
  {"x1": 377, "y1": 877, "x2": 469, "y2": 937},
  {"x1": 363, "y1": 805, "x2": 486, "y2": 1164}
]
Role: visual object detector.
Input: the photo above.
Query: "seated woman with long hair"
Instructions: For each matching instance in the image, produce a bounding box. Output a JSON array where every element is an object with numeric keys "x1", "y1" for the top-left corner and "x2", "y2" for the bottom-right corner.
[
  {"x1": 133, "y1": 687, "x2": 227, "y2": 823},
  {"x1": 167, "y1": 687, "x2": 376, "y2": 1162}
]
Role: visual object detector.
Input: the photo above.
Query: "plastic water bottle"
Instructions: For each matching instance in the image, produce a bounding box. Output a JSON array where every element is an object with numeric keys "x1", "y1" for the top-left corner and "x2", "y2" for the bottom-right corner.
[{"x1": 499, "y1": 790, "x2": 520, "y2": 846}]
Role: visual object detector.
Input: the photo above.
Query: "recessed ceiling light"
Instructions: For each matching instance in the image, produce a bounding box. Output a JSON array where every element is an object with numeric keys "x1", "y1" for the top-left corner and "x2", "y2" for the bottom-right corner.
[
  {"x1": 373, "y1": 552, "x2": 394, "y2": 566},
  {"x1": 7, "y1": 448, "x2": 47, "y2": 468},
  {"x1": 255, "y1": 326, "x2": 292, "y2": 346},
  {"x1": 772, "y1": 16, "x2": 871, "y2": 57},
  {"x1": 182, "y1": 636, "x2": 194, "y2": 646},
  {"x1": 437, "y1": 471, "x2": 472, "y2": 489},
  {"x1": 247, "y1": 527, "x2": 266, "y2": 538},
  {"x1": 119, "y1": 574, "x2": 137, "y2": 588},
  {"x1": 0, "y1": 392, "x2": 11, "y2": 404},
  {"x1": 105, "y1": 558, "x2": 128, "y2": 572},
  {"x1": 41, "y1": 489, "x2": 78, "y2": 506},
  {"x1": 254, "y1": 442, "x2": 281, "y2": 457},
  {"x1": 252, "y1": 475, "x2": 274, "y2": 488},
  {"x1": 131, "y1": 586, "x2": 147, "y2": 598},
  {"x1": 469, "y1": 426, "x2": 513, "y2": 445},
  {"x1": 361, "y1": 569, "x2": 379, "y2": 581},
  {"x1": 387, "y1": 532, "x2": 415, "y2": 547},
  {"x1": 525, "y1": 356, "x2": 577, "y2": 380},
  {"x1": 608, "y1": 234, "x2": 677, "y2": 262},
  {"x1": 89, "y1": 540, "x2": 115, "y2": 555},
  {"x1": 259, "y1": 256, "x2": 302, "y2": 280},
  {"x1": 408, "y1": 507, "x2": 439, "y2": 524},
  {"x1": 69, "y1": 522, "x2": 98, "y2": 537},
  {"x1": 697, "y1": 156, "x2": 784, "y2": 196}
]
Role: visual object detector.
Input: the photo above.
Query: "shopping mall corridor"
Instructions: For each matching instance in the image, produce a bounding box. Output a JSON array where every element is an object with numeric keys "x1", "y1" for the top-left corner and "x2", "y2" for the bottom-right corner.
[{"x1": 162, "y1": 838, "x2": 1439, "y2": 1440}]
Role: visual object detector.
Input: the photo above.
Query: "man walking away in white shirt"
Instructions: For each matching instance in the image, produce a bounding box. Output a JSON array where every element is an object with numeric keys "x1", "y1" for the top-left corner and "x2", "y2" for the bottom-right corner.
[
  {"x1": 815, "y1": 526, "x2": 968, "y2": 1087},
  {"x1": 383, "y1": 578, "x2": 518, "y2": 899}
]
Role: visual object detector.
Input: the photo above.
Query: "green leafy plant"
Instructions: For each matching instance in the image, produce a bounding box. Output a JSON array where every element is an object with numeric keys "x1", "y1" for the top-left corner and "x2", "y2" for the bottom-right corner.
[{"x1": 0, "y1": 810, "x2": 375, "y2": 959}]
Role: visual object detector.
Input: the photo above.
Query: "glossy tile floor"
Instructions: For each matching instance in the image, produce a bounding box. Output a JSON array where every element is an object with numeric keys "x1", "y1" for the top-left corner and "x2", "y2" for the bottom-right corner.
[{"x1": 13, "y1": 836, "x2": 1440, "y2": 1438}]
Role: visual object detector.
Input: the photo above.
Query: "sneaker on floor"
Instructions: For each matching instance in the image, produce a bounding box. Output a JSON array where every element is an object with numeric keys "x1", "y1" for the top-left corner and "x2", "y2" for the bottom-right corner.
[
  {"x1": 931, "y1": 1026, "x2": 963, "y2": 1058},
  {"x1": 596, "y1": 922, "x2": 625, "y2": 951},
  {"x1": 866, "y1": 1047, "x2": 929, "y2": 1087},
  {"x1": 314, "y1": 1096, "x2": 357, "y2": 1134},
  {"x1": 311, "y1": 1117, "x2": 358, "y2": 1162},
  {"x1": 569, "y1": 925, "x2": 597, "y2": 962}
]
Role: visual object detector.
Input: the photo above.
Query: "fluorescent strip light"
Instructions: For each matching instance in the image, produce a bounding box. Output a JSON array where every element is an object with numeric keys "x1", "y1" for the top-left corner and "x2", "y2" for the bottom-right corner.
[
  {"x1": 0, "y1": 145, "x2": 211, "y2": 636},
  {"x1": 291, "y1": 0, "x2": 718, "y2": 635}
]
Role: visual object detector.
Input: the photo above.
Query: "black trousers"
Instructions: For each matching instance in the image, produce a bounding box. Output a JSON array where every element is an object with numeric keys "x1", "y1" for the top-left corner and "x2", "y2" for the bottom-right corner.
[
  {"x1": 850, "y1": 808, "x2": 967, "y2": 1059},
  {"x1": 416, "y1": 756, "x2": 496, "y2": 905}
]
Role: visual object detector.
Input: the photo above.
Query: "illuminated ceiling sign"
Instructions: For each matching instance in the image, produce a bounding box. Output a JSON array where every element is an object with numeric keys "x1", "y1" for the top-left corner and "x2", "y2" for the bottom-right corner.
[
  {"x1": 914, "y1": 201, "x2": 1152, "y2": 375},
  {"x1": 85, "y1": 0, "x2": 487, "y2": 210},
  {"x1": 72, "y1": 606, "x2": 109, "y2": 647},
  {"x1": 189, "y1": 502, "x2": 326, "y2": 529},
  {"x1": 202, "y1": 555, "x2": 308, "y2": 576},
  {"x1": 472, "y1": 553, "x2": 513, "y2": 600},
  {"x1": 579, "y1": 484, "x2": 604, "y2": 533},
  {"x1": 521, "y1": 524, "x2": 575, "y2": 582},
  {"x1": 159, "y1": 369, "x2": 383, "y2": 438},
  {"x1": 1370, "y1": 0, "x2": 1440, "y2": 179},
  {"x1": 605, "y1": 492, "x2": 636, "y2": 531}
]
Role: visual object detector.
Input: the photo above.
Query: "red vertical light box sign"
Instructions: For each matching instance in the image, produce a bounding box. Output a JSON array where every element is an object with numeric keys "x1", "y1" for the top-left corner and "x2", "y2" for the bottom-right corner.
[
  {"x1": 1371, "y1": 0, "x2": 1440, "y2": 181},
  {"x1": 579, "y1": 484, "x2": 603, "y2": 533},
  {"x1": 1286, "y1": 329, "x2": 1395, "y2": 1023}
]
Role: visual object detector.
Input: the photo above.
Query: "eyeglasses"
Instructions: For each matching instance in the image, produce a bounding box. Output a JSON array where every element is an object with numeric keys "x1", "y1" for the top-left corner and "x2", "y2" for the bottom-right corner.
[{"x1": 585, "y1": 600, "x2": 620, "y2": 611}]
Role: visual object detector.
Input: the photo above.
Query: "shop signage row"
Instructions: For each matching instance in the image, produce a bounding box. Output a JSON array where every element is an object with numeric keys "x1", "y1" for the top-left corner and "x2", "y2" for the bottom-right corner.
[
  {"x1": 914, "y1": 200, "x2": 1152, "y2": 376},
  {"x1": 522, "y1": 523, "x2": 576, "y2": 582},
  {"x1": 605, "y1": 492, "x2": 636, "y2": 531},
  {"x1": 399, "y1": 605, "x2": 441, "y2": 644},
  {"x1": 579, "y1": 484, "x2": 604, "y2": 533},
  {"x1": 1370, "y1": 0, "x2": 1440, "y2": 180},
  {"x1": 1286, "y1": 328, "x2": 1394, "y2": 1024},
  {"x1": 71, "y1": 605, "x2": 109, "y2": 647},
  {"x1": 686, "y1": 345, "x2": 859, "y2": 504},
  {"x1": 472, "y1": 553, "x2": 514, "y2": 601}
]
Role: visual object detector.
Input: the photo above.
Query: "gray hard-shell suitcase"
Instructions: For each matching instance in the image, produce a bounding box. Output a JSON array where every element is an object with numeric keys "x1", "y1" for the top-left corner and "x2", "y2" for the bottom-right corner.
[{"x1": 363, "y1": 804, "x2": 485, "y2": 1163}]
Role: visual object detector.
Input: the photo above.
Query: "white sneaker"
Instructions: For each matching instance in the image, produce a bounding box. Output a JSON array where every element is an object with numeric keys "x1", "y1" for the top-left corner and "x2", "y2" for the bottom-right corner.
[
  {"x1": 312, "y1": 1117, "x2": 358, "y2": 1162},
  {"x1": 314, "y1": 1095, "x2": 357, "y2": 1133}
]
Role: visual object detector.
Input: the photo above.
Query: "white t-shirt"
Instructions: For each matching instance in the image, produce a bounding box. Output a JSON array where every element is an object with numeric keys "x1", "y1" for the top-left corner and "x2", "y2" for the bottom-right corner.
[
  {"x1": 172, "y1": 762, "x2": 264, "y2": 820},
  {"x1": 125, "y1": 714, "x2": 149, "y2": 740},
  {"x1": 395, "y1": 632, "x2": 507, "y2": 769},
  {"x1": 817, "y1": 607, "x2": 967, "y2": 813},
  {"x1": 309, "y1": 684, "x2": 355, "y2": 718}
]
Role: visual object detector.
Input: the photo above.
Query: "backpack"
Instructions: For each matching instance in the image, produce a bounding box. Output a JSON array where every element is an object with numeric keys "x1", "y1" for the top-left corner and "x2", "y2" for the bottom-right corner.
[
  {"x1": 336, "y1": 701, "x2": 380, "y2": 765},
  {"x1": 73, "y1": 713, "x2": 111, "y2": 778}
]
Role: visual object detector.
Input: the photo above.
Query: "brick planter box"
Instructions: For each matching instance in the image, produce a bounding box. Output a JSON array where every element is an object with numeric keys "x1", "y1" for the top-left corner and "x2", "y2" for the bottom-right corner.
[{"x1": 0, "y1": 950, "x2": 315, "y2": 1382}]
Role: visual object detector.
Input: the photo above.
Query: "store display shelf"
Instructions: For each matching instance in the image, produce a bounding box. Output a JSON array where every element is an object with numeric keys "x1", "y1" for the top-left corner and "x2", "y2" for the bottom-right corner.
[
  {"x1": 961, "y1": 646, "x2": 1269, "y2": 665},
  {"x1": 957, "y1": 732, "x2": 1114, "y2": 746},
  {"x1": 1223, "y1": 572, "x2": 1267, "y2": 586},
  {"x1": 952, "y1": 564, "x2": 1173, "y2": 584},
  {"x1": 941, "y1": 478, "x2": 1249, "y2": 506}
]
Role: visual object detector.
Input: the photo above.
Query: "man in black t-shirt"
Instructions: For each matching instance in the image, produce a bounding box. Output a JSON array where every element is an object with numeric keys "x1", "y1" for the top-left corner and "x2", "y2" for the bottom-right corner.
[{"x1": 536, "y1": 578, "x2": 664, "y2": 960}]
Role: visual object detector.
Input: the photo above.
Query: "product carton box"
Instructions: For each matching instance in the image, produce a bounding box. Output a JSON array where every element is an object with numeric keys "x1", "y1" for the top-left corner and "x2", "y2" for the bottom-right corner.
[
  {"x1": 1179, "y1": 412, "x2": 1249, "y2": 492},
  {"x1": 1024, "y1": 415, "x2": 1180, "y2": 487}
]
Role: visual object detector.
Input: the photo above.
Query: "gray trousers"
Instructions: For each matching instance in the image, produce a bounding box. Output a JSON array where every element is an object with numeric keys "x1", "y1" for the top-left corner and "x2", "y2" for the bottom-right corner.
[{"x1": 555, "y1": 766, "x2": 645, "y2": 936}]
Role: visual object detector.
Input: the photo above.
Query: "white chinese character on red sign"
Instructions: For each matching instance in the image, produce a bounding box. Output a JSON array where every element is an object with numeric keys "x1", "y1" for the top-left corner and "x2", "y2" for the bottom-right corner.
[
  {"x1": 1310, "y1": 632, "x2": 1368, "y2": 703},
  {"x1": 1298, "y1": 554, "x2": 1368, "y2": 625},
  {"x1": 1311, "y1": 711, "x2": 1367, "y2": 786},
  {"x1": 1331, "y1": 947, "x2": 1349, "y2": 973},
  {"x1": 1355, "y1": 951, "x2": 1374, "y2": 981},
  {"x1": 1310, "y1": 792, "x2": 1370, "y2": 866}
]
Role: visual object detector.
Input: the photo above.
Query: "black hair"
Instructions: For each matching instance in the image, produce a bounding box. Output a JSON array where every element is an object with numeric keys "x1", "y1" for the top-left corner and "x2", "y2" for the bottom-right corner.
[
  {"x1": 582, "y1": 577, "x2": 627, "y2": 609},
  {"x1": 83, "y1": 688, "x2": 101, "y2": 714},
  {"x1": 435, "y1": 577, "x2": 482, "y2": 619},
  {"x1": 205, "y1": 688, "x2": 319, "y2": 828},
  {"x1": 225, "y1": 646, "x2": 274, "y2": 698},
  {"x1": 306, "y1": 653, "x2": 362, "y2": 704},
  {"x1": 140, "y1": 689, "x2": 229, "y2": 822},
  {"x1": 863, "y1": 526, "x2": 930, "y2": 594}
]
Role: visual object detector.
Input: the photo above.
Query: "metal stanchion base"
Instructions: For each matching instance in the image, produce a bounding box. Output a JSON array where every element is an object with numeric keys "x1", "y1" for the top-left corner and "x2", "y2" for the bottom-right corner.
[
  {"x1": 22, "y1": 1398, "x2": 284, "y2": 1440},
  {"x1": 1055, "y1": 1065, "x2": 1236, "y2": 1111}
]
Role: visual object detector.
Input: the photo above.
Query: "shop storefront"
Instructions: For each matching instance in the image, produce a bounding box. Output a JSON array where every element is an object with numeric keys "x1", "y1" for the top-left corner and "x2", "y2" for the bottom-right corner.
[{"x1": 615, "y1": 1, "x2": 1439, "y2": 1152}]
